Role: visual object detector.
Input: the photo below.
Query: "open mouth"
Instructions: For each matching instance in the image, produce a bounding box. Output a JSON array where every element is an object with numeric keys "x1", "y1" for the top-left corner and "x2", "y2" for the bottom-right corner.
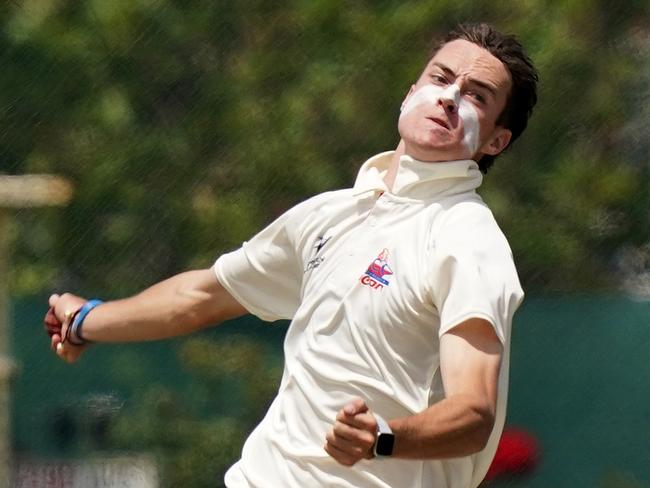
[{"x1": 426, "y1": 117, "x2": 450, "y2": 129}]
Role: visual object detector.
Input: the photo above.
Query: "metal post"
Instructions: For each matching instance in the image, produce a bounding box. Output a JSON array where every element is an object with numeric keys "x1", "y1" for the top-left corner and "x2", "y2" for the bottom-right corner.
[
  {"x1": 0, "y1": 175, "x2": 72, "y2": 487},
  {"x1": 0, "y1": 210, "x2": 16, "y2": 488}
]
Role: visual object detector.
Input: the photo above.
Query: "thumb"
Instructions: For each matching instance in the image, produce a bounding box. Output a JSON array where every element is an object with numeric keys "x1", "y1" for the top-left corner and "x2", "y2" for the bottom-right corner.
[
  {"x1": 343, "y1": 398, "x2": 368, "y2": 416},
  {"x1": 49, "y1": 294, "x2": 60, "y2": 308}
]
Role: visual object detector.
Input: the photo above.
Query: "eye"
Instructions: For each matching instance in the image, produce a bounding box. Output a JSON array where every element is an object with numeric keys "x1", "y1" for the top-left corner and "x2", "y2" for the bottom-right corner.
[
  {"x1": 466, "y1": 90, "x2": 486, "y2": 104},
  {"x1": 430, "y1": 74, "x2": 448, "y2": 85}
]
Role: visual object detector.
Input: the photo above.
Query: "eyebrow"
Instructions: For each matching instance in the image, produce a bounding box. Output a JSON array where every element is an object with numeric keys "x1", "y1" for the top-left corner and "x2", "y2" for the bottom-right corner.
[{"x1": 431, "y1": 62, "x2": 498, "y2": 98}]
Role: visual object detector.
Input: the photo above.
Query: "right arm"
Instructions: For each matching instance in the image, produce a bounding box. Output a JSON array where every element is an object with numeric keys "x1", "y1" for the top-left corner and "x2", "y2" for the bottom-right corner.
[{"x1": 50, "y1": 268, "x2": 247, "y2": 362}]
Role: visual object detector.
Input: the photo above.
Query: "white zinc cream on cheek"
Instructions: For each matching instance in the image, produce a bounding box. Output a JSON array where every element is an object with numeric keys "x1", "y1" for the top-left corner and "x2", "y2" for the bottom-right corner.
[{"x1": 399, "y1": 84, "x2": 481, "y2": 157}]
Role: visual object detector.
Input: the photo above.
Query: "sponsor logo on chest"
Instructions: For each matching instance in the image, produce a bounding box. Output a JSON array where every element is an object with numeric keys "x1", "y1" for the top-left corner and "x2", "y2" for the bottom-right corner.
[
  {"x1": 360, "y1": 248, "x2": 394, "y2": 290},
  {"x1": 304, "y1": 235, "x2": 331, "y2": 272}
]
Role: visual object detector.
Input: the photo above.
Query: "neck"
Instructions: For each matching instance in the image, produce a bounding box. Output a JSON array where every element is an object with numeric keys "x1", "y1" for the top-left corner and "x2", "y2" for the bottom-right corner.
[{"x1": 386, "y1": 140, "x2": 481, "y2": 189}]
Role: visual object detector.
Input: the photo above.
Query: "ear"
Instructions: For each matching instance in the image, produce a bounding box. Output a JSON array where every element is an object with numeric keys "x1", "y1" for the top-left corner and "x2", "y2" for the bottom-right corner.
[{"x1": 479, "y1": 127, "x2": 512, "y2": 156}]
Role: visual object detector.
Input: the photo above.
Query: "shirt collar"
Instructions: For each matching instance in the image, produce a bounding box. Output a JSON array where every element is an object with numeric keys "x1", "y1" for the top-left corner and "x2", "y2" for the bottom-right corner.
[{"x1": 352, "y1": 151, "x2": 483, "y2": 199}]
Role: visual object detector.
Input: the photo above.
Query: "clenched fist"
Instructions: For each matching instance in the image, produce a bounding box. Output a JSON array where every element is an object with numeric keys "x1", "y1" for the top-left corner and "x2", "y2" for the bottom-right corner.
[{"x1": 46, "y1": 293, "x2": 87, "y2": 363}]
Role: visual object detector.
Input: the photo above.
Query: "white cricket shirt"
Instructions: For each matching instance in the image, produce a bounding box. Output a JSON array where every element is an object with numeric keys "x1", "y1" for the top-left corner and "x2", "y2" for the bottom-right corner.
[{"x1": 214, "y1": 151, "x2": 524, "y2": 488}]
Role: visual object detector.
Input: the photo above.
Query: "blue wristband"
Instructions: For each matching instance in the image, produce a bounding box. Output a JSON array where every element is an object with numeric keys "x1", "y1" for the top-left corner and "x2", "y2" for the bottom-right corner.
[{"x1": 69, "y1": 299, "x2": 104, "y2": 345}]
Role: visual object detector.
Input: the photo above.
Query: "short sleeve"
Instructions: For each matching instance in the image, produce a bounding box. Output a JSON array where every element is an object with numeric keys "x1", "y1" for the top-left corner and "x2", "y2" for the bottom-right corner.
[
  {"x1": 429, "y1": 204, "x2": 524, "y2": 344},
  {"x1": 213, "y1": 202, "x2": 308, "y2": 322}
]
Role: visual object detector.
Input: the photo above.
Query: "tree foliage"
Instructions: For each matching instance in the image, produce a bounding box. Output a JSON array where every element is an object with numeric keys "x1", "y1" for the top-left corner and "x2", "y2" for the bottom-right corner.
[
  {"x1": 2, "y1": 1, "x2": 650, "y2": 486},
  {"x1": 1, "y1": 0, "x2": 648, "y2": 295},
  {"x1": 105, "y1": 336, "x2": 281, "y2": 488}
]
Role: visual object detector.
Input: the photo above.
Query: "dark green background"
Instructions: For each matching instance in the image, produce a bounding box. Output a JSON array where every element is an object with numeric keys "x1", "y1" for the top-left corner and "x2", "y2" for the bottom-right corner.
[
  {"x1": 10, "y1": 295, "x2": 650, "y2": 487},
  {"x1": 2, "y1": 1, "x2": 650, "y2": 486}
]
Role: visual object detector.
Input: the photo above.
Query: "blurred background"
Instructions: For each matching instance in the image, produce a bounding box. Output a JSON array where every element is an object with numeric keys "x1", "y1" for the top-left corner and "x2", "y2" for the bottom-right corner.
[{"x1": 1, "y1": 1, "x2": 649, "y2": 487}]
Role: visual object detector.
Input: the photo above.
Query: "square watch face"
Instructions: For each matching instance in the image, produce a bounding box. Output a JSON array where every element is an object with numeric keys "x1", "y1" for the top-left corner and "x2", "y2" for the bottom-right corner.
[{"x1": 376, "y1": 433, "x2": 395, "y2": 456}]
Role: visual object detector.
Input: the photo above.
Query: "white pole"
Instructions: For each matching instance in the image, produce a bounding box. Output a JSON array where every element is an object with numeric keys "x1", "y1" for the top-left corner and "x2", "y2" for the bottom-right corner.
[
  {"x1": 0, "y1": 175, "x2": 72, "y2": 487},
  {"x1": 0, "y1": 210, "x2": 16, "y2": 488}
]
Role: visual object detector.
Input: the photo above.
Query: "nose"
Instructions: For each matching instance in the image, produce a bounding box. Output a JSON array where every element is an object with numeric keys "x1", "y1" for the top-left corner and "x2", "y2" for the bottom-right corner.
[
  {"x1": 440, "y1": 97, "x2": 457, "y2": 114},
  {"x1": 439, "y1": 84, "x2": 461, "y2": 114}
]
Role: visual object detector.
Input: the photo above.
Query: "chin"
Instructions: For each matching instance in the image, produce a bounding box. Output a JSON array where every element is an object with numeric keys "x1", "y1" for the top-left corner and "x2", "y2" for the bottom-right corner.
[{"x1": 407, "y1": 142, "x2": 461, "y2": 162}]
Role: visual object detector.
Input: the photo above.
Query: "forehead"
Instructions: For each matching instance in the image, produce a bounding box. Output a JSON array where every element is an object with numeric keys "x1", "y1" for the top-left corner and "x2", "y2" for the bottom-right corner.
[{"x1": 424, "y1": 39, "x2": 512, "y2": 96}]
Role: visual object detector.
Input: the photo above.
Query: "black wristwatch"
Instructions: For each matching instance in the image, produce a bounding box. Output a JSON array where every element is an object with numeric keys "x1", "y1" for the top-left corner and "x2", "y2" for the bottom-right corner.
[{"x1": 373, "y1": 414, "x2": 395, "y2": 457}]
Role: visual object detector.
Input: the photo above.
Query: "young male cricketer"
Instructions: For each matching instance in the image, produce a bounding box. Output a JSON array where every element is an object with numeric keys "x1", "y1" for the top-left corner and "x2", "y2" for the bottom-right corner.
[{"x1": 46, "y1": 23, "x2": 538, "y2": 488}]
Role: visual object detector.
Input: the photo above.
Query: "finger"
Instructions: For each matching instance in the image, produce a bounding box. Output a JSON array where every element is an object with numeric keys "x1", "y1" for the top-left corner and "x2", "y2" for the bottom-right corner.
[
  {"x1": 337, "y1": 407, "x2": 366, "y2": 423},
  {"x1": 332, "y1": 421, "x2": 357, "y2": 441},
  {"x1": 56, "y1": 341, "x2": 66, "y2": 360},
  {"x1": 48, "y1": 294, "x2": 60, "y2": 308},
  {"x1": 332, "y1": 421, "x2": 375, "y2": 446},
  {"x1": 343, "y1": 398, "x2": 368, "y2": 416},
  {"x1": 336, "y1": 406, "x2": 376, "y2": 427},
  {"x1": 326, "y1": 429, "x2": 372, "y2": 457},
  {"x1": 56, "y1": 342, "x2": 81, "y2": 364},
  {"x1": 51, "y1": 334, "x2": 61, "y2": 352},
  {"x1": 337, "y1": 412, "x2": 378, "y2": 432},
  {"x1": 324, "y1": 440, "x2": 358, "y2": 467}
]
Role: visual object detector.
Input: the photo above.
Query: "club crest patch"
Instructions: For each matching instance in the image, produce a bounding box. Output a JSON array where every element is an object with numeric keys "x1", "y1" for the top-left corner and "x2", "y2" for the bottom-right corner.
[{"x1": 360, "y1": 248, "x2": 393, "y2": 290}]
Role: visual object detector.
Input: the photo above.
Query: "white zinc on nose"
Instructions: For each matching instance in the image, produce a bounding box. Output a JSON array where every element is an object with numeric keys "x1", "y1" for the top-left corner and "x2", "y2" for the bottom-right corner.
[
  {"x1": 399, "y1": 84, "x2": 481, "y2": 158},
  {"x1": 440, "y1": 84, "x2": 461, "y2": 107}
]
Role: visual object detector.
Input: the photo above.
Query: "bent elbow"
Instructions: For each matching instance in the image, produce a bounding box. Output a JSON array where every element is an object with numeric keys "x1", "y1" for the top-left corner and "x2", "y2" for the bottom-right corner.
[{"x1": 468, "y1": 406, "x2": 496, "y2": 454}]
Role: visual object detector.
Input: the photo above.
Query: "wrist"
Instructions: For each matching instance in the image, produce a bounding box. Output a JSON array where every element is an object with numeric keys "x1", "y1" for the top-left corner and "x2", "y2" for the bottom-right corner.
[{"x1": 67, "y1": 299, "x2": 104, "y2": 345}]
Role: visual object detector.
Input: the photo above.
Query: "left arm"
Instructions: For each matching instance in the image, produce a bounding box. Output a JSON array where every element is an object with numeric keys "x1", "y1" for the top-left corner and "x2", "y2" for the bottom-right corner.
[
  {"x1": 390, "y1": 317, "x2": 502, "y2": 458},
  {"x1": 325, "y1": 317, "x2": 502, "y2": 464}
]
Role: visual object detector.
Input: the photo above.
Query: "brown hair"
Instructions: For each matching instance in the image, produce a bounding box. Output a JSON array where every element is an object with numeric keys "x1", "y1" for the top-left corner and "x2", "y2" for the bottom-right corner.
[{"x1": 431, "y1": 23, "x2": 538, "y2": 173}]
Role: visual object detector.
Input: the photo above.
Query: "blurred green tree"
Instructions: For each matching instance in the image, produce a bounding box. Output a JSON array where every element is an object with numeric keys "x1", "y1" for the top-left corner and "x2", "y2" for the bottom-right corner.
[
  {"x1": 1, "y1": 0, "x2": 648, "y2": 296},
  {"x1": 107, "y1": 336, "x2": 282, "y2": 488},
  {"x1": 2, "y1": 1, "x2": 649, "y2": 486},
  {"x1": 600, "y1": 470, "x2": 650, "y2": 488}
]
